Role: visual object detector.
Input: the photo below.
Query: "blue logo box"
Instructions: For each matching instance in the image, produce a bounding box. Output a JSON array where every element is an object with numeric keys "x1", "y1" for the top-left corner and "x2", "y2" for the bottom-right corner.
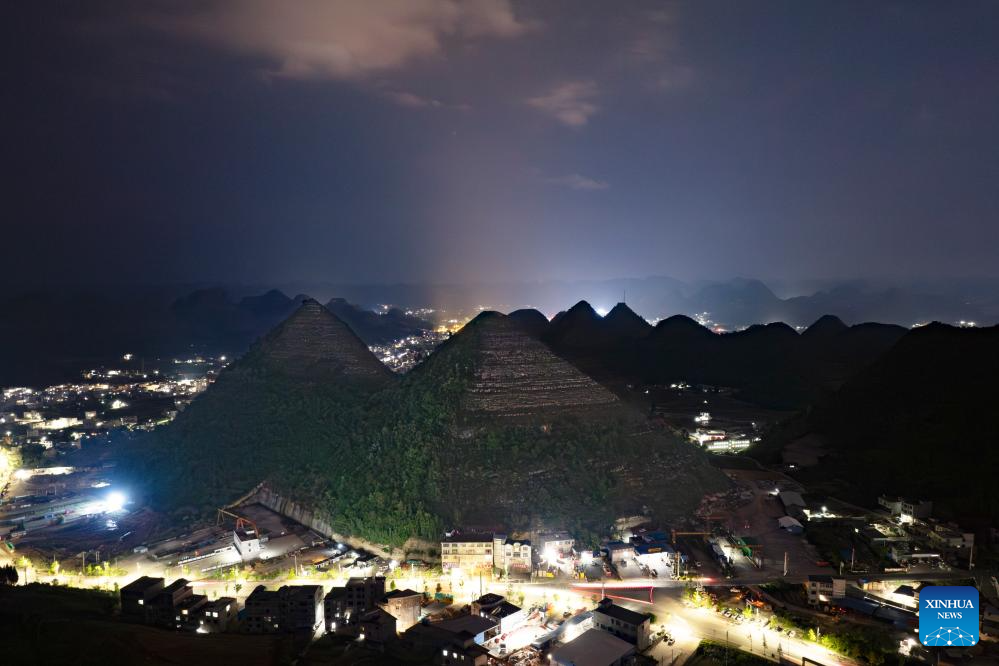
[{"x1": 920, "y1": 585, "x2": 979, "y2": 647}]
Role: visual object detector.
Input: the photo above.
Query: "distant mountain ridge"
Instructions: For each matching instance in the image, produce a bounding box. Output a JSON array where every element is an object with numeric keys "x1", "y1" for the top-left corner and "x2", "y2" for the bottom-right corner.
[{"x1": 534, "y1": 300, "x2": 907, "y2": 409}]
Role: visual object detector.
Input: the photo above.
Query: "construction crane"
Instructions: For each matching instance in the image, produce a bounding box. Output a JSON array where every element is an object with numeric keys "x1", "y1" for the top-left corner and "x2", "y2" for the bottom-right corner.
[
  {"x1": 216, "y1": 508, "x2": 260, "y2": 538},
  {"x1": 671, "y1": 529, "x2": 711, "y2": 546}
]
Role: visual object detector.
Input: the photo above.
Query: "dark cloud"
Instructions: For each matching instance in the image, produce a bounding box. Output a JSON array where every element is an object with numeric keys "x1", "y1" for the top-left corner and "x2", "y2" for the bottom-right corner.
[{"x1": 3, "y1": 1, "x2": 999, "y2": 287}]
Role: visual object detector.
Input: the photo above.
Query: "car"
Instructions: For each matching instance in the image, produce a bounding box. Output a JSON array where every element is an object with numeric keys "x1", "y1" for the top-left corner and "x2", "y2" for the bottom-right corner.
[{"x1": 667, "y1": 638, "x2": 676, "y2": 646}]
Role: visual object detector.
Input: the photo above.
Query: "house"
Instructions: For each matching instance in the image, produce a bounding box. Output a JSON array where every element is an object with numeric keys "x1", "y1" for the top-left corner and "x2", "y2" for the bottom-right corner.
[
  {"x1": 471, "y1": 593, "x2": 524, "y2": 633},
  {"x1": 173, "y1": 593, "x2": 209, "y2": 630},
  {"x1": 244, "y1": 585, "x2": 323, "y2": 634},
  {"x1": 244, "y1": 586, "x2": 284, "y2": 633},
  {"x1": 432, "y1": 614, "x2": 500, "y2": 645},
  {"x1": 551, "y1": 628, "x2": 636, "y2": 666},
  {"x1": 378, "y1": 588, "x2": 422, "y2": 632},
  {"x1": 591, "y1": 598, "x2": 652, "y2": 650},
  {"x1": 441, "y1": 533, "x2": 495, "y2": 572},
  {"x1": 198, "y1": 597, "x2": 238, "y2": 633},
  {"x1": 441, "y1": 532, "x2": 532, "y2": 573},
  {"x1": 879, "y1": 496, "x2": 932, "y2": 522},
  {"x1": 120, "y1": 576, "x2": 164, "y2": 622},
  {"x1": 282, "y1": 585, "x2": 324, "y2": 633},
  {"x1": 325, "y1": 576, "x2": 386, "y2": 631},
  {"x1": 537, "y1": 531, "x2": 575, "y2": 560},
  {"x1": 806, "y1": 575, "x2": 846, "y2": 605},
  {"x1": 493, "y1": 534, "x2": 532, "y2": 573},
  {"x1": 404, "y1": 623, "x2": 490, "y2": 665},
  {"x1": 358, "y1": 607, "x2": 397, "y2": 645},
  {"x1": 148, "y1": 579, "x2": 195, "y2": 627}
]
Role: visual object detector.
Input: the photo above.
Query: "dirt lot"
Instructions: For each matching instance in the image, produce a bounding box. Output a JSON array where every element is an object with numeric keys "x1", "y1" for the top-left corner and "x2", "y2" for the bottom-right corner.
[{"x1": 716, "y1": 468, "x2": 834, "y2": 579}]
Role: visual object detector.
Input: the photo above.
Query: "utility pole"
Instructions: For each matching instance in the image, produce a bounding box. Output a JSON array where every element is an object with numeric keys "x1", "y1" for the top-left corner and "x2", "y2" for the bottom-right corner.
[
  {"x1": 850, "y1": 547, "x2": 855, "y2": 572},
  {"x1": 969, "y1": 545, "x2": 974, "y2": 570},
  {"x1": 782, "y1": 552, "x2": 788, "y2": 577}
]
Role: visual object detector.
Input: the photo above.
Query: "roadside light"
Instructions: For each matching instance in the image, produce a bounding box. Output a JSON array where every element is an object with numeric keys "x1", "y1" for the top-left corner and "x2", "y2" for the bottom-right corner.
[{"x1": 106, "y1": 491, "x2": 127, "y2": 512}]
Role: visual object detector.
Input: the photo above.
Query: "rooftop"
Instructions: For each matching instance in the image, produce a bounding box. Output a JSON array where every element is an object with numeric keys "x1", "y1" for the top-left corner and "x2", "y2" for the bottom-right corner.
[
  {"x1": 595, "y1": 599, "x2": 651, "y2": 626},
  {"x1": 121, "y1": 576, "x2": 163, "y2": 594},
  {"x1": 551, "y1": 628, "x2": 635, "y2": 666},
  {"x1": 443, "y1": 532, "x2": 494, "y2": 543},
  {"x1": 434, "y1": 614, "x2": 498, "y2": 637}
]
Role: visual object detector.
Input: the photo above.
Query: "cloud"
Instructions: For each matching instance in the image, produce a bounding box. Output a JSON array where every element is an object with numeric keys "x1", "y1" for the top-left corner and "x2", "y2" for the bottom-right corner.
[
  {"x1": 547, "y1": 173, "x2": 609, "y2": 191},
  {"x1": 143, "y1": 0, "x2": 529, "y2": 80},
  {"x1": 526, "y1": 81, "x2": 599, "y2": 127},
  {"x1": 381, "y1": 89, "x2": 470, "y2": 110}
]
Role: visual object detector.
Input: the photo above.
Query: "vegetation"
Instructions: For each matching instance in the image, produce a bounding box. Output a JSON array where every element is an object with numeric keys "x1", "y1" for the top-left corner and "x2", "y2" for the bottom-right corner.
[
  {"x1": 121, "y1": 307, "x2": 726, "y2": 547},
  {"x1": 691, "y1": 640, "x2": 771, "y2": 666}
]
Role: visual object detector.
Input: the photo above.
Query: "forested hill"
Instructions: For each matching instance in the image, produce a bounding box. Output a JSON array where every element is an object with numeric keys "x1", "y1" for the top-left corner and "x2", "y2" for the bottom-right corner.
[
  {"x1": 126, "y1": 304, "x2": 729, "y2": 546},
  {"x1": 761, "y1": 322, "x2": 999, "y2": 523}
]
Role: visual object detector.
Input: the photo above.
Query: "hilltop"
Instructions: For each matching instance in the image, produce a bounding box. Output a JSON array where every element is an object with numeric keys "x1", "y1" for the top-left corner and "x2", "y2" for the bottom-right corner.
[{"x1": 538, "y1": 301, "x2": 907, "y2": 408}]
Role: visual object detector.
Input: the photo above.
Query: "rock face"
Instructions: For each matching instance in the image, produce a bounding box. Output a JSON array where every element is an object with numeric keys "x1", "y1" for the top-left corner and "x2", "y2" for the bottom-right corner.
[{"x1": 243, "y1": 298, "x2": 393, "y2": 385}]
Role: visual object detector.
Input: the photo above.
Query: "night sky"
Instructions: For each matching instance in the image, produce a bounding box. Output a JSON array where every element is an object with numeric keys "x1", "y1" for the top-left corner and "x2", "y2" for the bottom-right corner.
[{"x1": 5, "y1": 1, "x2": 999, "y2": 287}]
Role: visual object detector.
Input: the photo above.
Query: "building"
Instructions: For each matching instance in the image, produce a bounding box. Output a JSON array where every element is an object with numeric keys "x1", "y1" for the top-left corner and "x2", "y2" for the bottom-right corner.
[
  {"x1": 493, "y1": 534, "x2": 532, "y2": 573},
  {"x1": 378, "y1": 588, "x2": 422, "y2": 632},
  {"x1": 537, "y1": 531, "x2": 575, "y2": 560},
  {"x1": 778, "y1": 491, "x2": 806, "y2": 513},
  {"x1": 777, "y1": 516, "x2": 803, "y2": 534},
  {"x1": 403, "y1": 623, "x2": 490, "y2": 665},
  {"x1": 244, "y1": 585, "x2": 324, "y2": 634},
  {"x1": 282, "y1": 585, "x2": 324, "y2": 633},
  {"x1": 325, "y1": 576, "x2": 386, "y2": 631},
  {"x1": 244, "y1": 586, "x2": 284, "y2": 633},
  {"x1": 591, "y1": 599, "x2": 652, "y2": 650},
  {"x1": 120, "y1": 576, "x2": 164, "y2": 622},
  {"x1": 234, "y1": 525, "x2": 262, "y2": 560},
  {"x1": 432, "y1": 614, "x2": 500, "y2": 645},
  {"x1": 441, "y1": 533, "x2": 494, "y2": 572},
  {"x1": 806, "y1": 575, "x2": 846, "y2": 605},
  {"x1": 198, "y1": 597, "x2": 238, "y2": 633},
  {"x1": 441, "y1": 532, "x2": 532, "y2": 573},
  {"x1": 879, "y1": 496, "x2": 932, "y2": 522},
  {"x1": 605, "y1": 542, "x2": 635, "y2": 564},
  {"x1": 358, "y1": 607, "x2": 397, "y2": 645},
  {"x1": 471, "y1": 593, "x2": 524, "y2": 633},
  {"x1": 148, "y1": 579, "x2": 195, "y2": 627},
  {"x1": 173, "y1": 593, "x2": 209, "y2": 630},
  {"x1": 551, "y1": 628, "x2": 636, "y2": 666}
]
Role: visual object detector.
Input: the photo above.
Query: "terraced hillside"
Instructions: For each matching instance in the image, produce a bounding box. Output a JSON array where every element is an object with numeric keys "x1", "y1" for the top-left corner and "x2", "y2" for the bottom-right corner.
[
  {"x1": 449, "y1": 312, "x2": 620, "y2": 421},
  {"x1": 131, "y1": 304, "x2": 730, "y2": 546}
]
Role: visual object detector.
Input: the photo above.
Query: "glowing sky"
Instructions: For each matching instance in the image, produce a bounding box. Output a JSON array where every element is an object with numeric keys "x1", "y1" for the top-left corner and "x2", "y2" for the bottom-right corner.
[{"x1": 5, "y1": 1, "x2": 999, "y2": 285}]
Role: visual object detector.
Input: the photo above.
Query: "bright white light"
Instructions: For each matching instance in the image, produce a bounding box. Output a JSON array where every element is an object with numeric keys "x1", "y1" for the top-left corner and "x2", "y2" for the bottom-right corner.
[
  {"x1": 596, "y1": 307, "x2": 609, "y2": 317},
  {"x1": 106, "y1": 491, "x2": 127, "y2": 512},
  {"x1": 14, "y1": 469, "x2": 32, "y2": 481}
]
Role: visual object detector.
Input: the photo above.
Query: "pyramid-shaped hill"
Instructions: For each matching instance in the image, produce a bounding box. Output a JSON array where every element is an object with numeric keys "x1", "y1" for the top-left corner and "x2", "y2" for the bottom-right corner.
[
  {"x1": 412, "y1": 311, "x2": 622, "y2": 422},
  {"x1": 603, "y1": 303, "x2": 652, "y2": 339},
  {"x1": 801, "y1": 314, "x2": 849, "y2": 340},
  {"x1": 507, "y1": 308, "x2": 550, "y2": 338},
  {"x1": 128, "y1": 300, "x2": 394, "y2": 512},
  {"x1": 543, "y1": 300, "x2": 608, "y2": 348},
  {"x1": 239, "y1": 298, "x2": 393, "y2": 385},
  {"x1": 395, "y1": 311, "x2": 732, "y2": 528}
]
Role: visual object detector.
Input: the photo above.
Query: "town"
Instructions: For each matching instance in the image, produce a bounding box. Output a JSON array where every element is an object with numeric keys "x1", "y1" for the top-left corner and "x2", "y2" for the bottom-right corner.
[{"x1": 3, "y1": 390, "x2": 997, "y2": 666}]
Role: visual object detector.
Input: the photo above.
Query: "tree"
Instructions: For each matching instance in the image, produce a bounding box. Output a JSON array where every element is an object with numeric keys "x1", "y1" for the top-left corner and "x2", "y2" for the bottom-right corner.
[{"x1": 0, "y1": 564, "x2": 18, "y2": 585}]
